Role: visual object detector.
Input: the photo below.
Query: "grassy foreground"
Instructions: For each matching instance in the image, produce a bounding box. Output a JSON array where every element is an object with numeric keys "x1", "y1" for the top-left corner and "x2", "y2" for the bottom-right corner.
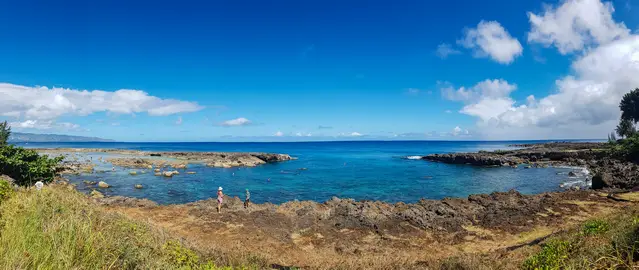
[
  {"x1": 2, "y1": 180, "x2": 639, "y2": 269},
  {"x1": 438, "y1": 204, "x2": 639, "y2": 270},
  {"x1": 0, "y1": 182, "x2": 264, "y2": 270}
]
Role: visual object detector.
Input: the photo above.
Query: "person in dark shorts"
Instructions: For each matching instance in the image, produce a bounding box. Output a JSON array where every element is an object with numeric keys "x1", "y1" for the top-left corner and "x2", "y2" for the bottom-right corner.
[{"x1": 244, "y1": 189, "x2": 250, "y2": 208}]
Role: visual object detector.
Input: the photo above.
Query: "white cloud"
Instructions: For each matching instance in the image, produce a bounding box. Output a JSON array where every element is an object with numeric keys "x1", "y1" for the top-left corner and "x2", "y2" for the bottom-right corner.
[
  {"x1": 0, "y1": 83, "x2": 203, "y2": 120},
  {"x1": 447, "y1": 34, "x2": 639, "y2": 139},
  {"x1": 435, "y1": 43, "x2": 461, "y2": 58},
  {"x1": 451, "y1": 126, "x2": 470, "y2": 137},
  {"x1": 274, "y1": 131, "x2": 283, "y2": 137},
  {"x1": 336, "y1": 132, "x2": 364, "y2": 137},
  {"x1": 452, "y1": 126, "x2": 462, "y2": 135},
  {"x1": 441, "y1": 79, "x2": 517, "y2": 103},
  {"x1": 460, "y1": 98, "x2": 517, "y2": 122},
  {"x1": 457, "y1": 20, "x2": 523, "y2": 64},
  {"x1": 442, "y1": 0, "x2": 639, "y2": 140},
  {"x1": 175, "y1": 116, "x2": 183, "y2": 125},
  {"x1": 294, "y1": 132, "x2": 312, "y2": 137},
  {"x1": 527, "y1": 0, "x2": 630, "y2": 54},
  {"x1": 220, "y1": 117, "x2": 251, "y2": 127},
  {"x1": 9, "y1": 120, "x2": 79, "y2": 130}
]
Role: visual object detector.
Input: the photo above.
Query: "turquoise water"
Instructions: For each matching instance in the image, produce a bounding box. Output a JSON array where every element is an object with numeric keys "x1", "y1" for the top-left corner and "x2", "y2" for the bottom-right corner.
[{"x1": 21, "y1": 141, "x2": 595, "y2": 204}]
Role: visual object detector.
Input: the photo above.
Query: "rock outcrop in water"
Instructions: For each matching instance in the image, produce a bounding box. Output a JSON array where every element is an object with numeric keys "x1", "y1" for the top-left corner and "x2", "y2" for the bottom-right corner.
[
  {"x1": 422, "y1": 142, "x2": 608, "y2": 167},
  {"x1": 37, "y1": 148, "x2": 294, "y2": 170},
  {"x1": 424, "y1": 153, "x2": 520, "y2": 166},
  {"x1": 422, "y1": 142, "x2": 639, "y2": 190}
]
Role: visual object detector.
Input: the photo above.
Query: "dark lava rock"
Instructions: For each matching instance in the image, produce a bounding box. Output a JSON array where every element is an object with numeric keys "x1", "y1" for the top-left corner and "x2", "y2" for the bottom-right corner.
[
  {"x1": 253, "y1": 153, "x2": 293, "y2": 163},
  {"x1": 592, "y1": 173, "x2": 613, "y2": 189},
  {"x1": 422, "y1": 153, "x2": 519, "y2": 166}
]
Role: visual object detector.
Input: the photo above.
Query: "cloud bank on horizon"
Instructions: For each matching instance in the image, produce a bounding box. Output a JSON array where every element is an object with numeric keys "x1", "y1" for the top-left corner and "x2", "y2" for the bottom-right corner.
[{"x1": 0, "y1": 0, "x2": 637, "y2": 141}]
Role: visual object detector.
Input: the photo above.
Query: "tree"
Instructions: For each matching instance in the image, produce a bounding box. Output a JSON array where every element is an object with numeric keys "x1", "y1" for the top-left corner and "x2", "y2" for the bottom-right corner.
[
  {"x1": 616, "y1": 118, "x2": 636, "y2": 138},
  {"x1": 0, "y1": 121, "x2": 10, "y2": 145},
  {"x1": 619, "y1": 88, "x2": 639, "y2": 124},
  {"x1": 608, "y1": 131, "x2": 617, "y2": 143}
]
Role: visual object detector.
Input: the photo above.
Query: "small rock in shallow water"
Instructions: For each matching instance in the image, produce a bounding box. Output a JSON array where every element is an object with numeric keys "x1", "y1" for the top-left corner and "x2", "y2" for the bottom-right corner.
[
  {"x1": 186, "y1": 171, "x2": 196, "y2": 174},
  {"x1": 129, "y1": 171, "x2": 137, "y2": 175},
  {"x1": 134, "y1": 184, "x2": 143, "y2": 189},
  {"x1": 568, "y1": 171, "x2": 577, "y2": 177},
  {"x1": 162, "y1": 171, "x2": 179, "y2": 177},
  {"x1": 98, "y1": 181, "x2": 110, "y2": 188}
]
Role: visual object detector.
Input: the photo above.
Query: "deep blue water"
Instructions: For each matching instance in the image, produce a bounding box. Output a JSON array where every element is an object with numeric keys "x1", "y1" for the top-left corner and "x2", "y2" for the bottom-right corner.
[{"x1": 20, "y1": 140, "x2": 599, "y2": 204}]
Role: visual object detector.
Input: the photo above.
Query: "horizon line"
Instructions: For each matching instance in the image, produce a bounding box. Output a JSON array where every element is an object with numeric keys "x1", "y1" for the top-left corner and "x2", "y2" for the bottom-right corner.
[{"x1": 14, "y1": 138, "x2": 606, "y2": 144}]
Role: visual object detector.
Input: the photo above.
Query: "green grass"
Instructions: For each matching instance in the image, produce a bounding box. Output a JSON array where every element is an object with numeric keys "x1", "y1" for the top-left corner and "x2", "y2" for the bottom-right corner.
[
  {"x1": 433, "y1": 209, "x2": 639, "y2": 270},
  {"x1": 522, "y1": 239, "x2": 573, "y2": 270},
  {"x1": 0, "y1": 182, "x2": 263, "y2": 270},
  {"x1": 582, "y1": 219, "x2": 609, "y2": 236},
  {"x1": 522, "y1": 213, "x2": 639, "y2": 270}
]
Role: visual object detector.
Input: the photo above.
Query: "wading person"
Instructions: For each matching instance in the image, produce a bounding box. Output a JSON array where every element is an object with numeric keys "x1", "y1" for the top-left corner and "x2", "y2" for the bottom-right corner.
[
  {"x1": 244, "y1": 189, "x2": 250, "y2": 208},
  {"x1": 217, "y1": 187, "x2": 224, "y2": 213}
]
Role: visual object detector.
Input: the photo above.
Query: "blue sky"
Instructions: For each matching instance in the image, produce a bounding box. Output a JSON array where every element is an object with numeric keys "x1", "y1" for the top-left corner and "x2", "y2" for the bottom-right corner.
[{"x1": 1, "y1": 0, "x2": 638, "y2": 141}]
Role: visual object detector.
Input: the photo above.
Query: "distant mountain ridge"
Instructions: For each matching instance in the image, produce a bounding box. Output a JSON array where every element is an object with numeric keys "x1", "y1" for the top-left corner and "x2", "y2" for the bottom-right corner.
[{"x1": 8, "y1": 132, "x2": 114, "y2": 142}]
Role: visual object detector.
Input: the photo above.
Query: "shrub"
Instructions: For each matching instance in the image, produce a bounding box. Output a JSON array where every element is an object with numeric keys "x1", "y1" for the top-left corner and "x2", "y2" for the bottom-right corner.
[
  {"x1": 523, "y1": 239, "x2": 572, "y2": 270},
  {"x1": 0, "y1": 180, "x2": 12, "y2": 203},
  {"x1": 583, "y1": 219, "x2": 609, "y2": 236},
  {"x1": 0, "y1": 145, "x2": 63, "y2": 186},
  {"x1": 163, "y1": 240, "x2": 201, "y2": 268}
]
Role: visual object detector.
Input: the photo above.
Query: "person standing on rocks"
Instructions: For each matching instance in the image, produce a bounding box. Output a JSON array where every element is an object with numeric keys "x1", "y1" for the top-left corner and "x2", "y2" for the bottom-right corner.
[
  {"x1": 244, "y1": 189, "x2": 250, "y2": 209},
  {"x1": 217, "y1": 187, "x2": 224, "y2": 213}
]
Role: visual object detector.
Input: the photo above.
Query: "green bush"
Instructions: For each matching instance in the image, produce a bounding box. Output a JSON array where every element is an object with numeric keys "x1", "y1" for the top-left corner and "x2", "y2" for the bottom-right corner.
[
  {"x1": 583, "y1": 219, "x2": 609, "y2": 236},
  {"x1": 163, "y1": 240, "x2": 201, "y2": 268},
  {"x1": 523, "y1": 239, "x2": 572, "y2": 270},
  {"x1": 0, "y1": 145, "x2": 63, "y2": 187},
  {"x1": 0, "y1": 180, "x2": 12, "y2": 203}
]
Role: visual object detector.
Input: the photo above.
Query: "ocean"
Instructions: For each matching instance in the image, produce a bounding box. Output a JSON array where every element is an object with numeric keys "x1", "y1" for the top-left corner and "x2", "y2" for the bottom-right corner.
[{"x1": 20, "y1": 140, "x2": 597, "y2": 204}]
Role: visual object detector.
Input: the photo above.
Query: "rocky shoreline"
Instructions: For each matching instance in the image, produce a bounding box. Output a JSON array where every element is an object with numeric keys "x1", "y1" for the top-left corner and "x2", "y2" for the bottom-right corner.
[
  {"x1": 89, "y1": 182, "x2": 637, "y2": 269},
  {"x1": 422, "y1": 142, "x2": 639, "y2": 190}
]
